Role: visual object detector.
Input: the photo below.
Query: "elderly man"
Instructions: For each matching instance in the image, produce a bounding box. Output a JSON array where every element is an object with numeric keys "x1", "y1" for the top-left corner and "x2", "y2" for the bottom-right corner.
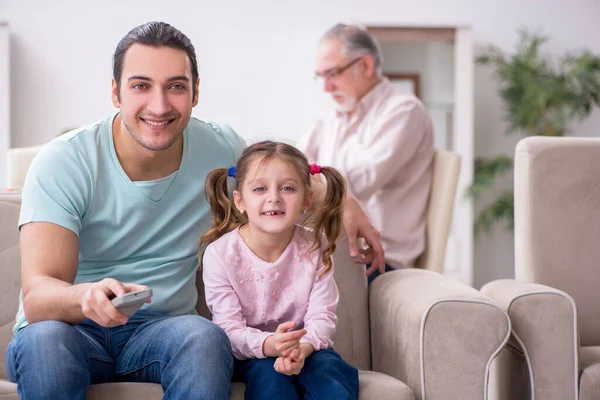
[{"x1": 298, "y1": 23, "x2": 435, "y2": 284}]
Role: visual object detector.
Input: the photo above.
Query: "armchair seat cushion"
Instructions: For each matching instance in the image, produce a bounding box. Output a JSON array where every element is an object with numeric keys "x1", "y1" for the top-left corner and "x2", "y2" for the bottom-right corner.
[
  {"x1": 580, "y1": 346, "x2": 600, "y2": 400},
  {"x1": 358, "y1": 370, "x2": 414, "y2": 400}
]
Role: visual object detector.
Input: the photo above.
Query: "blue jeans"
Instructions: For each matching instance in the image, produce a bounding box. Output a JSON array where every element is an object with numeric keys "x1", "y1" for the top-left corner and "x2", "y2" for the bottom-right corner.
[
  {"x1": 6, "y1": 311, "x2": 233, "y2": 400},
  {"x1": 366, "y1": 263, "x2": 395, "y2": 285},
  {"x1": 233, "y1": 348, "x2": 359, "y2": 400}
]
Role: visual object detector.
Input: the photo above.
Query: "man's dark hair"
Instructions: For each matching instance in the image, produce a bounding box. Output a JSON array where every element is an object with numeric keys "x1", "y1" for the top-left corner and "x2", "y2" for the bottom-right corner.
[{"x1": 113, "y1": 21, "x2": 199, "y2": 99}]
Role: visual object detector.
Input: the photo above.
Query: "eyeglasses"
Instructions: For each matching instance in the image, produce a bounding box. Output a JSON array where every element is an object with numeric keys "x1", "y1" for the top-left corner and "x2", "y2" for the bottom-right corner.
[{"x1": 314, "y1": 57, "x2": 362, "y2": 80}]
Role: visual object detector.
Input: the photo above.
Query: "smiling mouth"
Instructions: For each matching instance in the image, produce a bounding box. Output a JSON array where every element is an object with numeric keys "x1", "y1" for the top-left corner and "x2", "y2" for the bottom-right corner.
[
  {"x1": 262, "y1": 211, "x2": 285, "y2": 216},
  {"x1": 140, "y1": 118, "x2": 175, "y2": 126}
]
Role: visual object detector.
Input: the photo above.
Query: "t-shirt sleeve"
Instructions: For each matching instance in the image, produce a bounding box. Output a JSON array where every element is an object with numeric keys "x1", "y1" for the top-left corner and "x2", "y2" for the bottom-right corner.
[
  {"x1": 18, "y1": 140, "x2": 91, "y2": 236},
  {"x1": 210, "y1": 121, "x2": 247, "y2": 163}
]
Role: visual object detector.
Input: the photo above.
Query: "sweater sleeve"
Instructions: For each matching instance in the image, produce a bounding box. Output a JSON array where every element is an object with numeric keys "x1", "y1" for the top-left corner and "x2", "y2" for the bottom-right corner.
[
  {"x1": 300, "y1": 257, "x2": 339, "y2": 350},
  {"x1": 202, "y1": 244, "x2": 272, "y2": 360}
]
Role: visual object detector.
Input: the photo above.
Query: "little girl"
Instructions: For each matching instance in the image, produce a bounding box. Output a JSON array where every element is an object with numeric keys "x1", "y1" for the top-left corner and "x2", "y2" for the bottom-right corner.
[{"x1": 200, "y1": 140, "x2": 359, "y2": 399}]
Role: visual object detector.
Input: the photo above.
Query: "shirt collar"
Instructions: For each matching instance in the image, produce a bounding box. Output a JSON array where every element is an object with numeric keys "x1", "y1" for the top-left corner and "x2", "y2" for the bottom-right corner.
[
  {"x1": 359, "y1": 77, "x2": 390, "y2": 110},
  {"x1": 335, "y1": 77, "x2": 391, "y2": 117}
]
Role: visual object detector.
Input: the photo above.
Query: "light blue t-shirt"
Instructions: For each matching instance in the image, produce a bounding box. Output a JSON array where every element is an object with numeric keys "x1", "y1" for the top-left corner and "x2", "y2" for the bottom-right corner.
[{"x1": 14, "y1": 113, "x2": 245, "y2": 333}]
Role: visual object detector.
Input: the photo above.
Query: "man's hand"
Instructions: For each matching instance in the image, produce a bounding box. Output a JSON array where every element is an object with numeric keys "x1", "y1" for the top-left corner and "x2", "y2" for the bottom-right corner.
[
  {"x1": 343, "y1": 196, "x2": 385, "y2": 276},
  {"x1": 80, "y1": 278, "x2": 151, "y2": 328},
  {"x1": 263, "y1": 321, "x2": 307, "y2": 358},
  {"x1": 274, "y1": 343, "x2": 314, "y2": 376}
]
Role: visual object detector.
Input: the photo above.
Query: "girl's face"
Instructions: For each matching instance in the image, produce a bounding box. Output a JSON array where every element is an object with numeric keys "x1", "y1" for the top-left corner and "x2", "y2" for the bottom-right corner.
[{"x1": 233, "y1": 156, "x2": 312, "y2": 236}]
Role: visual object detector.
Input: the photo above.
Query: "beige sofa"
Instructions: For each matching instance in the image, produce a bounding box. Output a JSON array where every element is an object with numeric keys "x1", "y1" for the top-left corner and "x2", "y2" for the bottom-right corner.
[
  {"x1": 0, "y1": 193, "x2": 512, "y2": 399},
  {"x1": 482, "y1": 136, "x2": 600, "y2": 400}
]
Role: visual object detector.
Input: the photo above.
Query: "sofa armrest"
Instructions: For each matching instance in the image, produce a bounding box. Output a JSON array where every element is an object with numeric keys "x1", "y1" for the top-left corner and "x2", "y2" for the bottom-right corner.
[
  {"x1": 481, "y1": 279, "x2": 578, "y2": 400},
  {"x1": 0, "y1": 196, "x2": 21, "y2": 381},
  {"x1": 370, "y1": 269, "x2": 510, "y2": 400}
]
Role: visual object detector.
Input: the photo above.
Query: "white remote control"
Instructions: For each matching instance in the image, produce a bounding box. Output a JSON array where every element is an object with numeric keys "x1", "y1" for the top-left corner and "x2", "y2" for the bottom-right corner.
[{"x1": 111, "y1": 288, "x2": 153, "y2": 317}]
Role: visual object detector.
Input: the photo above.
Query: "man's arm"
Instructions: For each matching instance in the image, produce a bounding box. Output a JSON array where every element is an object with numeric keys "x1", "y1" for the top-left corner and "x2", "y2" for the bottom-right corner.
[
  {"x1": 20, "y1": 222, "x2": 145, "y2": 327},
  {"x1": 18, "y1": 141, "x2": 147, "y2": 328},
  {"x1": 20, "y1": 222, "x2": 84, "y2": 324}
]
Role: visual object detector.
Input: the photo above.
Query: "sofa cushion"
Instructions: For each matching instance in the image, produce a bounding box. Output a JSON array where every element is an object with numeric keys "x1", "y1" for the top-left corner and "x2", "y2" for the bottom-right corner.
[
  {"x1": 87, "y1": 383, "x2": 163, "y2": 399},
  {"x1": 0, "y1": 381, "x2": 248, "y2": 400},
  {"x1": 0, "y1": 379, "x2": 17, "y2": 399},
  {"x1": 0, "y1": 370, "x2": 414, "y2": 399}
]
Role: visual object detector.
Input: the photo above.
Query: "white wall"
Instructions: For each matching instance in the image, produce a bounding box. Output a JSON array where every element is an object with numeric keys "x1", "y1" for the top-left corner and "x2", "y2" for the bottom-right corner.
[
  {"x1": 0, "y1": 22, "x2": 9, "y2": 188},
  {"x1": 2, "y1": 0, "x2": 600, "y2": 287}
]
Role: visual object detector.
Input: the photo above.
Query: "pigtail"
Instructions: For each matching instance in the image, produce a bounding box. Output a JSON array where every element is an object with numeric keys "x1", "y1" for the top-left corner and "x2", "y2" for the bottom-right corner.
[
  {"x1": 306, "y1": 166, "x2": 346, "y2": 276},
  {"x1": 199, "y1": 168, "x2": 244, "y2": 259}
]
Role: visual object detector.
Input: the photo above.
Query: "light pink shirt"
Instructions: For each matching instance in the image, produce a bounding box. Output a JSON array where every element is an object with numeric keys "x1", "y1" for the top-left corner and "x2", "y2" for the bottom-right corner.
[
  {"x1": 298, "y1": 78, "x2": 434, "y2": 269},
  {"x1": 202, "y1": 226, "x2": 338, "y2": 360}
]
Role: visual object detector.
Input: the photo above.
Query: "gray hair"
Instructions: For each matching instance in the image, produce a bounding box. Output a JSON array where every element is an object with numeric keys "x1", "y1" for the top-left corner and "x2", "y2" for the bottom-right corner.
[{"x1": 321, "y1": 24, "x2": 383, "y2": 75}]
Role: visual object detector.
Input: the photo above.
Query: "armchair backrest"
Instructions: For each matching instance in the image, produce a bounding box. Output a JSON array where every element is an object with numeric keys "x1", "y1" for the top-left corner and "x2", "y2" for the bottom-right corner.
[
  {"x1": 329, "y1": 237, "x2": 371, "y2": 370},
  {"x1": 514, "y1": 136, "x2": 600, "y2": 346},
  {"x1": 415, "y1": 149, "x2": 461, "y2": 273}
]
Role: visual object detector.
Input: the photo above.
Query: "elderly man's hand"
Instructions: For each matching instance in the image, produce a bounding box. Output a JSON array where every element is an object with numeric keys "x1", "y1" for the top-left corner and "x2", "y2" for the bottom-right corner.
[{"x1": 343, "y1": 196, "x2": 385, "y2": 276}]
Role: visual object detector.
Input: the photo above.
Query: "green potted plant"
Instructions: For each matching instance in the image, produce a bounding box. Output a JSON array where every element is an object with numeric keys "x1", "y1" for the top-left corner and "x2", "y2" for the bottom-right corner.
[{"x1": 471, "y1": 28, "x2": 600, "y2": 236}]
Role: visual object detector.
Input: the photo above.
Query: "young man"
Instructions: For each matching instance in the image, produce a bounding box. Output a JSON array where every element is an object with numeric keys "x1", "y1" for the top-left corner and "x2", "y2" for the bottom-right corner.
[
  {"x1": 299, "y1": 24, "x2": 435, "y2": 284},
  {"x1": 6, "y1": 21, "x2": 383, "y2": 399}
]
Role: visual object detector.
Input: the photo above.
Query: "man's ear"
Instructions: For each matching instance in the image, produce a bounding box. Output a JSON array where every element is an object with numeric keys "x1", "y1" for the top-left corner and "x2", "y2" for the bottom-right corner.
[
  {"x1": 361, "y1": 55, "x2": 376, "y2": 78},
  {"x1": 192, "y1": 78, "x2": 201, "y2": 107},
  {"x1": 111, "y1": 79, "x2": 121, "y2": 108},
  {"x1": 233, "y1": 190, "x2": 245, "y2": 213}
]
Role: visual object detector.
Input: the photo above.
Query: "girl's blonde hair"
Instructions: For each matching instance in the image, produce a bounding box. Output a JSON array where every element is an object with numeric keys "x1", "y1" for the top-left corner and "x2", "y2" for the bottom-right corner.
[{"x1": 199, "y1": 140, "x2": 346, "y2": 275}]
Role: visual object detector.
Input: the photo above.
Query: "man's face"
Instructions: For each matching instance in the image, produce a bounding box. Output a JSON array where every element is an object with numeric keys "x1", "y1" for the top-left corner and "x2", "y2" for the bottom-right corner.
[
  {"x1": 315, "y1": 40, "x2": 362, "y2": 111},
  {"x1": 111, "y1": 44, "x2": 199, "y2": 151}
]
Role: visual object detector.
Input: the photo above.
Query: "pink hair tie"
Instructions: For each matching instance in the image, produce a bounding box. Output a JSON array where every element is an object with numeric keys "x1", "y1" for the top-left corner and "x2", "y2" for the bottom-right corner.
[{"x1": 310, "y1": 163, "x2": 321, "y2": 175}]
